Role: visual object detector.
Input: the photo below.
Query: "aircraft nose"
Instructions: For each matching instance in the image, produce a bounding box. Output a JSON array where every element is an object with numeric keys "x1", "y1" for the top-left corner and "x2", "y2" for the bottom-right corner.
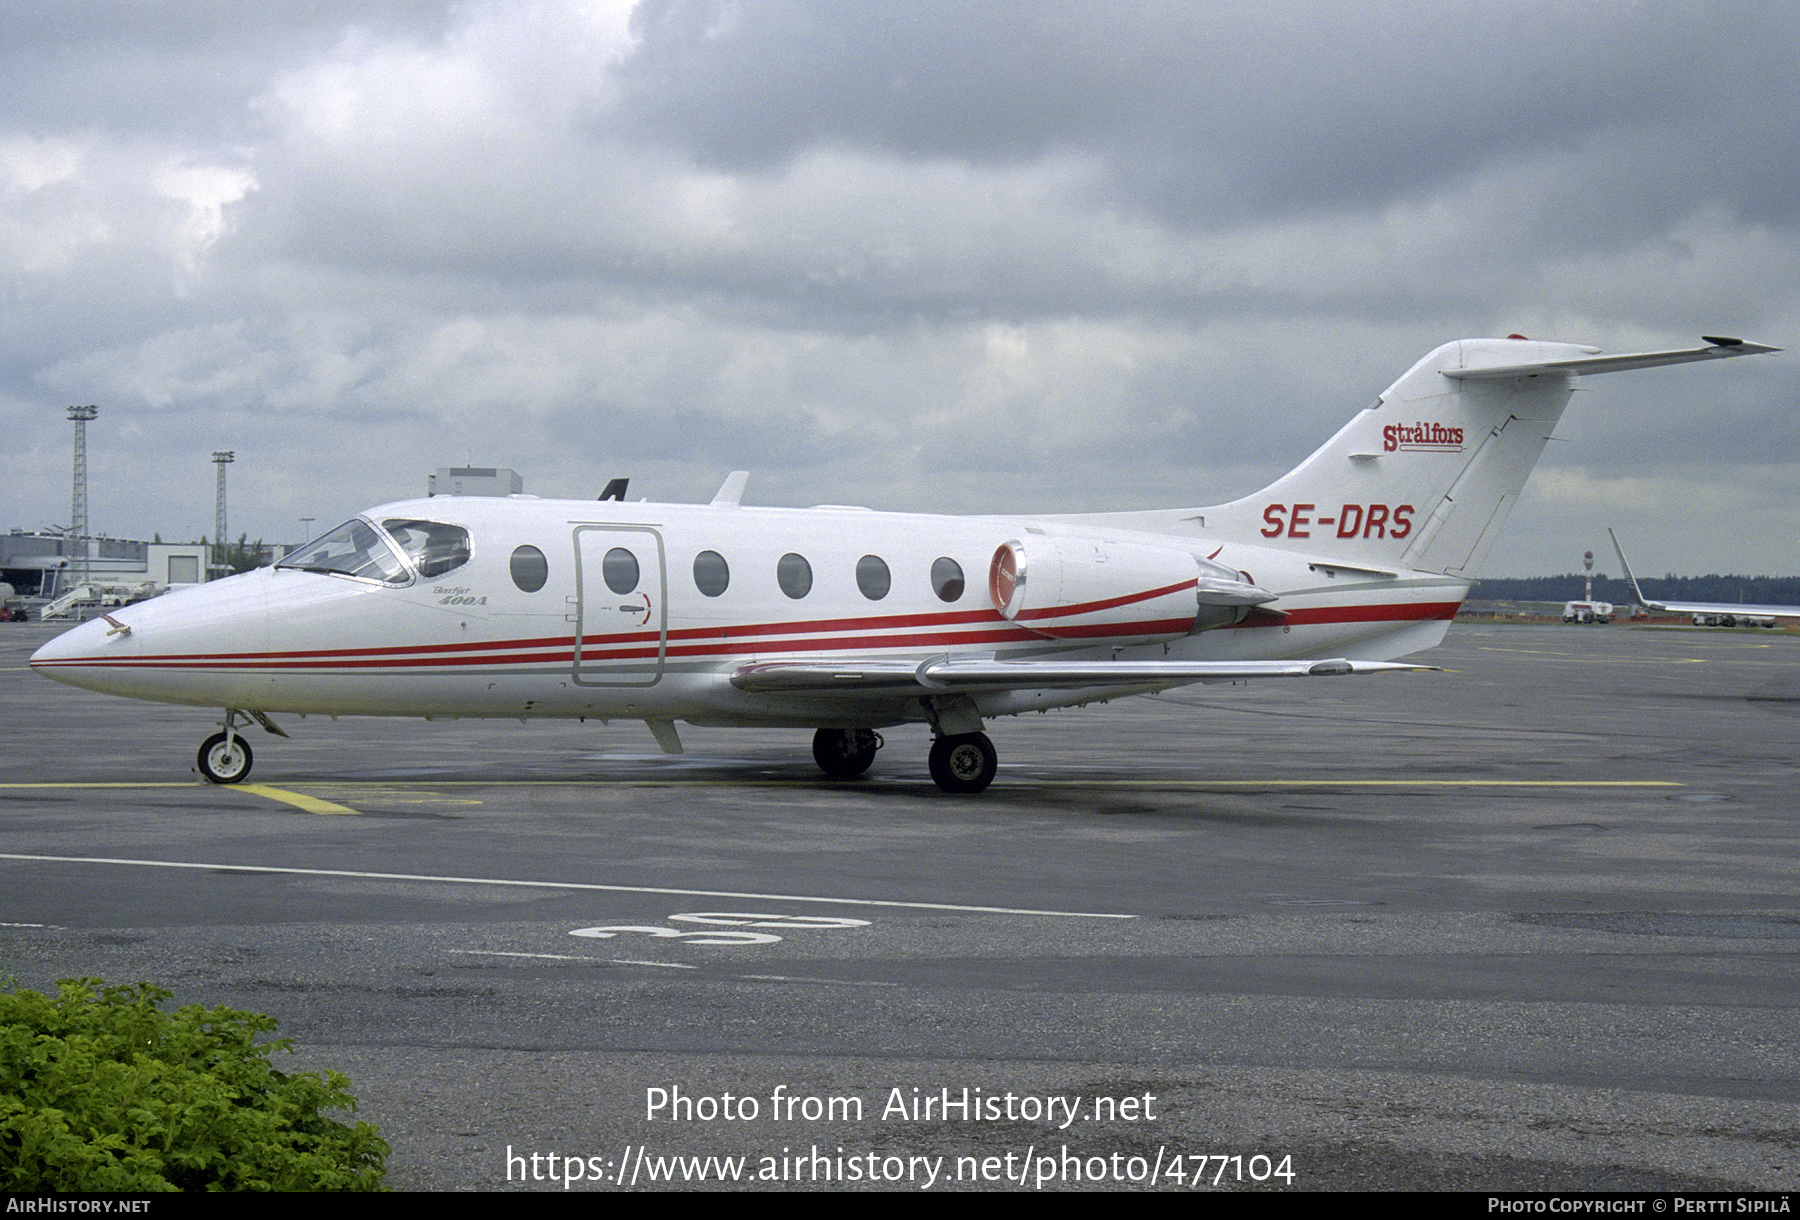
[
  {"x1": 30, "y1": 617, "x2": 111, "y2": 676},
  {"x1": 28, "y1": 574, "x2": 274, "y2": 706}
]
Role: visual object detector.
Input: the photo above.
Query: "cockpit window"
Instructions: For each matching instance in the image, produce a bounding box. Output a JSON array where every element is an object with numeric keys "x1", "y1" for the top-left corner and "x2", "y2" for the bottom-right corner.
[
  {"x1": 276, "y1": 517, "x2": 471, "y2": 584},
  {"x1": 277, "y1": 519, "x2": 410, "y2": 584},
  {"x1": 382, "y1": 519, "x2": 471, "y2": 578}
]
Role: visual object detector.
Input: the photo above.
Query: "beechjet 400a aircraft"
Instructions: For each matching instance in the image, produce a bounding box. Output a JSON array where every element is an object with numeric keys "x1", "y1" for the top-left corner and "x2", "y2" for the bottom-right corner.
[{"x1": 31, "y1": 334, "x2": 1777, "y2": 793}]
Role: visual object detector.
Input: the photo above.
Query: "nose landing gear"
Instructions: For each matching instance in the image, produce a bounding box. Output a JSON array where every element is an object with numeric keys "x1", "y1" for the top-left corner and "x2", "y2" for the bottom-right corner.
[
  {"x1": 195, "y1": 709, "x2": 285, "y2": 783},
  {"x1": 197, "y1": 730, "x2": 253, "y2": 784}
]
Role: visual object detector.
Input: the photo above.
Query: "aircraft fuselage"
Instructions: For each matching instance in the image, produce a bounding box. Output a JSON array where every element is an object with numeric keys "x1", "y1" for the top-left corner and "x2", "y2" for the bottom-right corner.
[{"x1": 30, "y1": 495, "x2": 1462, "y2": 729}]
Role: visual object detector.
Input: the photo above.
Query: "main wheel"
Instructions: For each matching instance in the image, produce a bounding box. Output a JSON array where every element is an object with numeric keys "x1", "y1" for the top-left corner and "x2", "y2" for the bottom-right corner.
[
  {"x1": 812, "y1": 727, "x2": 880, "y2": 779},
  {"x1": 928, "y1": 732, "x2": 997, "y2": 794},
  {"x1": 197, "y1": 731, "x2": 253, "y2": 784}
]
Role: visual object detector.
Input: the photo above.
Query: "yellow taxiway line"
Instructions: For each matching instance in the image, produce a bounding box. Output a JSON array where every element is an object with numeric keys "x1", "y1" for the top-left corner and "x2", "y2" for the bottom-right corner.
[{"x1": 0, "y1": 781, "x2": 359, "y2": 814}]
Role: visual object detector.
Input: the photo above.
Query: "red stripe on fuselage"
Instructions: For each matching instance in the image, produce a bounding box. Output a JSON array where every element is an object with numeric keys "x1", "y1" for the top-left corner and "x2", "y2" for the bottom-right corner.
[
  {"x1": 35, "y1": 606, "x2": 1011, "y2": 668},
  {"x1": 31, "y1": 599, "x2": 1458, "y2": 672},
  {"x1": 1011, "y1": 577, "x2": 1198, "y2": 622}
]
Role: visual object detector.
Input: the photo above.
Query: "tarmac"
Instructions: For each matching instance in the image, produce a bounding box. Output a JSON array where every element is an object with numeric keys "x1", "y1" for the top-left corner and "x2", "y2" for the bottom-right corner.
[{"x1": 2, "y1": 618, "x2": 1796, "y2": 1191}]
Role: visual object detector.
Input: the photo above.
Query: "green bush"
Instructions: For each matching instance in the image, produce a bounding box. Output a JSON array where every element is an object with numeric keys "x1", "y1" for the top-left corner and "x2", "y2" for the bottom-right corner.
[{"x1": 0, "y1": 979, "x2": 388, "y2": 1191}]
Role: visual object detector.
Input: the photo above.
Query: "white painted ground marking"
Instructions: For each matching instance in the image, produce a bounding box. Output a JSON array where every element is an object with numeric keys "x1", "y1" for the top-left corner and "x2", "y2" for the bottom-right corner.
[
  {"x1": 450, "y1": 949, "x2": 696, "y2": 969},
  {"x1": 570, "y1": 911, "x2": 874, "y2": 947},
  {"x1": 669, "y1": 912, "x2": 870, "y2": 929},
  {"x1": 0, "y1": 854, "x2": 1135, "y2": 919},
  {"x1": 571, "y1": 924, "x2": 782, "y2": 945},
  {"x1": 737, "y1": 975, "x2": 899, "y2": 987}
]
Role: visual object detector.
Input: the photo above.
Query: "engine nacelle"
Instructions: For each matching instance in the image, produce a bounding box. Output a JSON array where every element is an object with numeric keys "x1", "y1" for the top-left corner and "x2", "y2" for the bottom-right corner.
[{"x1": 988, "y1": 537, "x2": 1270, "y2": 644}]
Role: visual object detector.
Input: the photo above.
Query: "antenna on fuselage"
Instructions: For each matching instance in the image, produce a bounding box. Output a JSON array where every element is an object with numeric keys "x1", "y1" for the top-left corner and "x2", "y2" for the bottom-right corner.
[{"x1": 598, "y1": 477, "x2": 629, "y2": 501}]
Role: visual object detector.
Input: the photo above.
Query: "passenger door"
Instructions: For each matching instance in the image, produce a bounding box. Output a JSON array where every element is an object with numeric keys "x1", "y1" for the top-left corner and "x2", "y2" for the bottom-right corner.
[{"x1": 573, "y1": 524, "x2": 667, "y2": 687}]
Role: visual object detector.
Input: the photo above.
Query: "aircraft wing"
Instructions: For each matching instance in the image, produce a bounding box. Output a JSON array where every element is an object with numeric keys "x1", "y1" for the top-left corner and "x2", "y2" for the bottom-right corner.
[
  {"x1": 730, "y1": 655, "x2": 1435, "y2": 694},
  {"x1": 1627, "y1": 599, "x2": 1800, "y2": 618},
  {"x1": 1446, "y1": 336, "x2": 1779, "y2": 381},
  {"x1": 1608, "y1": 528, "x2": 1800, "y2": 619}
]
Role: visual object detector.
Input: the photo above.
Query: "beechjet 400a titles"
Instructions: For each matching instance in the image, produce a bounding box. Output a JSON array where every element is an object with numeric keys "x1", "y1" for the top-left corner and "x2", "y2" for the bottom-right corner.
[{"x1": 32, "y1": 335, "x2": 1777, "y2": 792}]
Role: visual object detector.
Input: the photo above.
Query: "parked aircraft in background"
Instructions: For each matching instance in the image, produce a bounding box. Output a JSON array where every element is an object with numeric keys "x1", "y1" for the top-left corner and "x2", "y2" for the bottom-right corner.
[
  {"x1": 31, "y1": 335, "x2": 1776, "y2": 792},
  {"x1": 1609, "y1": 528, "x2": 1796, "y2": 627}
]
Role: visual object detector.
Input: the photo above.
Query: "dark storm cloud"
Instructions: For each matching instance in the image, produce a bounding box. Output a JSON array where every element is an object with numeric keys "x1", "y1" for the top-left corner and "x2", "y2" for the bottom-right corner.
[{"x1": 612, "y1": 1, "x2": 1800, "y2": 230}]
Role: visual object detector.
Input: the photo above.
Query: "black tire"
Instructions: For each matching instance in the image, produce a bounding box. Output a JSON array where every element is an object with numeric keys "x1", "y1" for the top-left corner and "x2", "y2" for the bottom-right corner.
[
  {"x1": 928, "y1": 732, "x2": 997, "y2": 794},
  {"x1": 197, "y1": 731, "x2": 253, "y2": 784},
  {"x1": 812, "y1": 727, "x2": 879, "y2": 779}
]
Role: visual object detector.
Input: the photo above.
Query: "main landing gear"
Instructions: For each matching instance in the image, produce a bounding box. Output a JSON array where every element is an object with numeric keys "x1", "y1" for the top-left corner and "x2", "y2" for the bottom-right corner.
[
  {"x1": 921, "y1": 693, "x2": 997, "y2": 794},
  {"x1": 928, "y1": 732, "x2": 998, "y2": 794},
  {"x1": 811, "y1": 728, "x2": 882, "y2": 780},
  {"x1": 809, "y1": 725, "x2": 998, "y2": 793}
]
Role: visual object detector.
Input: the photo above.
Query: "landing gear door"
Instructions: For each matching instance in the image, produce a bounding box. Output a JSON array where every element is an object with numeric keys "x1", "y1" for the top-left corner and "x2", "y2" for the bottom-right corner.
[{"x1": 573, "y1": 525, "x2": 667, "y2": 687}]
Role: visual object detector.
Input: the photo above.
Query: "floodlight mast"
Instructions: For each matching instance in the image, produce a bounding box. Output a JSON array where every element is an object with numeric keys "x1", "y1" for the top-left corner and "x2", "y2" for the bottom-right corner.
[
  {"x1": 66, "y1": 406, "x2": 98, "y2": 587},
  {"x1": 212, "y1": 450, "x2": 234, "y2": 577}
]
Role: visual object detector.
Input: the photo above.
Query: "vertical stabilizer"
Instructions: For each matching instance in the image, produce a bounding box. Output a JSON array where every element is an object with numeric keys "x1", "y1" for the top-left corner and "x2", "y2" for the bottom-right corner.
[
  {"x1": 1201, "y1": 339, "x2": 1589, "y2": 575},
  {"x1": 1052, "y1": 335, "x2": 1772, "y2": 578}
]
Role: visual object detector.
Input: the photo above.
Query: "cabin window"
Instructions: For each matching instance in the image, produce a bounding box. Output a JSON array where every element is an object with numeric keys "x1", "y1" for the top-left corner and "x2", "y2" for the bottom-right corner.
[
  {"x1": 602, "y1": 547, "x2": 640, "y2": 594},
  {"x1": 931, "y1": 556, "x2": 965, "y2": 602},
  {"x1": 510, "y1": 545, "x2": 548, "y2": 593},
  {"x1": 777, "y1": 552, "x2": 812, "y2": 599},
  {"x1": 855, "y1": 554, "x2": 891, "y2": 600},
  {"x1": 693, "y1": 550, "x2": 730, "y2": 597},
  {"x1": 382, "y1": 519, "x2": 471, "y2": 578},
  {"x1": 276, "y1": 518, "x2": 409, "y2": 585}
]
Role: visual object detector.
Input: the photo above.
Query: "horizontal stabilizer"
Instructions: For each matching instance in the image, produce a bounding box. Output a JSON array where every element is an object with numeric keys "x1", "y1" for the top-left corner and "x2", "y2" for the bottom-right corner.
[
  {"x1": 730, "y1": 655, "x2": 1435, "y2": 694},
  {"x1": 1446, "y1": 338, "x2": 1778, "y2": 381}
]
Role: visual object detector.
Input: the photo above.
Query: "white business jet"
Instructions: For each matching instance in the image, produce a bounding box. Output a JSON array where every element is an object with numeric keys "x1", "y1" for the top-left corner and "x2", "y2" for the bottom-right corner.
[{"x1": 31, "y1": 335, "x2": 1776, "y2": 792}]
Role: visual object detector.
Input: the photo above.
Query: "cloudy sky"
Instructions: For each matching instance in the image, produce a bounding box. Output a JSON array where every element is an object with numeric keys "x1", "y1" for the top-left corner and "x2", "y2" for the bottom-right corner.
[{"x1": 4, "y1": 0, "x2": 1795, "y2": 577}]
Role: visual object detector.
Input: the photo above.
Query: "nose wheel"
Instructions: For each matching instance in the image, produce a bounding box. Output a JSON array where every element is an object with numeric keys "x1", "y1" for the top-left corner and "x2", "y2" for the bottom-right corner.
[
  {"x1": 197, "y1": 731, "x2": 254, "y2": 784},
  {"x1": 928, "y1": 732, "x2": 997, "y2": 794}
]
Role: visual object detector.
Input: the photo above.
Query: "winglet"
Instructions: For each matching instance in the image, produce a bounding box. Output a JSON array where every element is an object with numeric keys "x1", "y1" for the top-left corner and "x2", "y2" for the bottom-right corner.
[{"x1": 711, "y1": 471, "x2": 750, "y2": 507}]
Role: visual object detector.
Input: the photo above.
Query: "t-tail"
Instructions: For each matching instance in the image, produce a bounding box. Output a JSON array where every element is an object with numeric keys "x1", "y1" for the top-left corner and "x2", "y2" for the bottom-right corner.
[{"x1": 1196, "y1": 336, "x2": 1777, "y2": 576}]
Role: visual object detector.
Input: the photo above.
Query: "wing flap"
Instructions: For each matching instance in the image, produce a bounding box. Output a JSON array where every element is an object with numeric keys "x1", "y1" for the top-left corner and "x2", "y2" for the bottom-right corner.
[
  {"x1": 730, "y1": 655, "x2": 1434, "y2": 694},
  {"x1": 729, "y1": 659, "x2": 926, "y2": 692}
]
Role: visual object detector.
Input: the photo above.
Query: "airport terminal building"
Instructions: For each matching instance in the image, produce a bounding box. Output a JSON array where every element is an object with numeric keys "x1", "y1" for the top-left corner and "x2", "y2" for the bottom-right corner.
[{"x1": 2, "y1": 530, "x2": 210, "y2": 610}]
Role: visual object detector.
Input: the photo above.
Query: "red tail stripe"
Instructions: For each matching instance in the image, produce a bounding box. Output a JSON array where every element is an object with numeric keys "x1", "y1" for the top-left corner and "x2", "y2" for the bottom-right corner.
[{"x1": 1223, "y1": 601, "x2": 1459, "y2": 627}]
